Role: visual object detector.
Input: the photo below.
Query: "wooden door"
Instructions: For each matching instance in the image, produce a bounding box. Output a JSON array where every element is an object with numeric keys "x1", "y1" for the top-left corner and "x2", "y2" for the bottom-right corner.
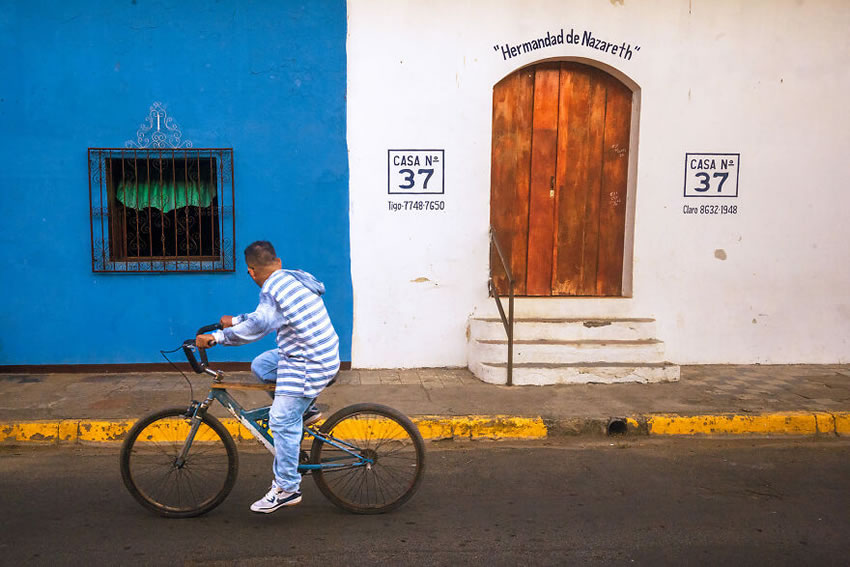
[{"x1": 490, "y1": 62, "x2": 632, "y2": 296}]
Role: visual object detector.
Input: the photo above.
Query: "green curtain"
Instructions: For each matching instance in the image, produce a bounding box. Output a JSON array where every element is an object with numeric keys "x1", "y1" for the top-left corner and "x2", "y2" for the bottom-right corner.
[{"x1": 117, "y1": 182, "x2": 217, "y2": 213}]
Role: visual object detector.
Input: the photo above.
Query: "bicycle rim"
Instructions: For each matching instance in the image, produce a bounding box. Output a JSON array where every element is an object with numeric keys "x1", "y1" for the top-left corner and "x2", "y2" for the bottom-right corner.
[
  {"x1": 310, "y1": 403, "x2": 425, "y2": 514},
  {"x1": 120, "y1": 407, "x2": 238, "y2": 518}
]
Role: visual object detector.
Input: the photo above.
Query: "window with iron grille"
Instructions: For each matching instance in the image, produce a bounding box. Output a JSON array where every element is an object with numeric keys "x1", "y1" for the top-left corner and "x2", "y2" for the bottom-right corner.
[{"x1": 88, "y1": 148, "x2": 235, "y2": 272}]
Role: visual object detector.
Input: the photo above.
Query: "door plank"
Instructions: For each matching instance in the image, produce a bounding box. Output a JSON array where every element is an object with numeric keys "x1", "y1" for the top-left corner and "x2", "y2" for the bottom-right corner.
[
  {"x1": 596, "y1": 76, "x2": 632, "y2": 295},
  {"x1": 579, "y1": 71, "x2": 608, "y2": 295},
  {"x1": 552, "y1": 62, "x2": 584, "y2": 295},
  {"x1": 490, "y1": 69, "x2": 534, "y2": 295},
  {"x1": 552, "y1": 64, "x2": 606, "y2": 295},
  {"x1": 525, "y1": 64, "x2": 560, "y2": 296}
]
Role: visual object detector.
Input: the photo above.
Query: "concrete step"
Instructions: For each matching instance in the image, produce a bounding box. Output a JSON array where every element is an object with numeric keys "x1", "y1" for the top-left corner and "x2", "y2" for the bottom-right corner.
[
  {"x1": 472, "y1": 361, "x2": 681, "y2": 385},
  {"x1": 469, "y1": 317, "x2": 657, "y2": 342},
  {"x1": 472, "y1": 297, "x2": 637, "y2": 320},
  {"x1": 471, "y1": 338, "x2": 666, "y2": 365}
]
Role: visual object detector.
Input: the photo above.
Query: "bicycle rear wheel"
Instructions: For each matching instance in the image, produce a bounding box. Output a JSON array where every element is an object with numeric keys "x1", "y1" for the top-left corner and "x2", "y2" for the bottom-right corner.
[
  {"x1": 120, "y1": 407, "x2": 238, "y2": 518},
  {"x1": 310, "y1": 403, "x2": 425, "y2": 514}
]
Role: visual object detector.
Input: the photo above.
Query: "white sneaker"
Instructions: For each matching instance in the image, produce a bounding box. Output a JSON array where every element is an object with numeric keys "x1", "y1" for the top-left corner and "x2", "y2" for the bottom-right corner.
[
  {"x1": 303, "y1": 405, "x2": 323, "y2": 427},
  {"x1": 250, "y1": 484, "x2": 302, "y2": 513}
]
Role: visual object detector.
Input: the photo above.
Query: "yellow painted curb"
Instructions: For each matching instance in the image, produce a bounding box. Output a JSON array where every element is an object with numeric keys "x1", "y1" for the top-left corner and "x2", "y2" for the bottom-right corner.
[
  {"x1": 0, "y1": 421, "x2": 60, "y2": 443},
  {"x1": 414, "y1": 416, "x2": 548, "y2": 440},
  {"x1": 647, "y1": 412, "x2": 838, "y2": 436},
  {"x1": 0, "y1": 415, "x2": 548, "y2": 443},
  {"x1": 219, "y1": 416, "x2": 548, "y2": 441},
  {"x1": 77, "y1": 420, "x2": 136, "y2": 442},
  {"x1": 834, "y1": 412, "x2": 850, "y2": 435},
  {"x1": 2, "y1": 413, "x2": 849, "y2": 443}
]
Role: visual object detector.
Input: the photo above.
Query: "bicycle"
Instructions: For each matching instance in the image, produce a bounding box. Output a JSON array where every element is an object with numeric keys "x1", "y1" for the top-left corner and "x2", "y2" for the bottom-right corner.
[{"x1": 119, "y1": 324, "x2": 426, "y2": 518}]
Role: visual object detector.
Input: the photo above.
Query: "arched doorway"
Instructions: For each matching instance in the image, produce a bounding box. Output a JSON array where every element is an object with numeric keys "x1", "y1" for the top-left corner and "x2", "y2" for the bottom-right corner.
[{"x1": 490, "y1": 61, "x2": 634, "y2": 297}]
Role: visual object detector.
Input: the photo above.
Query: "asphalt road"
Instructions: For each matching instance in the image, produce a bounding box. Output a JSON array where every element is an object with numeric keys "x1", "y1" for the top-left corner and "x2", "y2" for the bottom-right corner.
[{"x1": 1, "y1": 439, "x2": 849, "y2": 566}]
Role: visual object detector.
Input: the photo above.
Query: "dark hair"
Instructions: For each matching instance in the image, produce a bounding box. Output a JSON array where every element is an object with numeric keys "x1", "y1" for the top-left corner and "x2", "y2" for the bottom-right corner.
[{"x1": 244, "y1": 241, "x2": 278, "y2": 267}]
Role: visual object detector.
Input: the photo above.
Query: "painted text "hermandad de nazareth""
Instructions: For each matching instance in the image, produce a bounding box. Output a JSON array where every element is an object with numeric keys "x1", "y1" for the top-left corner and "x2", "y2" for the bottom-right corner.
[{"x1": 495, "y1": 28, "x2": 641, "y2": 62}]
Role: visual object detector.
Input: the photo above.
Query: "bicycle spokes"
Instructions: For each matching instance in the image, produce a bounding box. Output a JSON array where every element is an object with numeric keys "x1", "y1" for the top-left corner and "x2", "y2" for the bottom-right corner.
[
  {"x1": 311, "y1": 407, "x2": 424, "y2": 513},
  {"x1": 121, "y1": 408, "x2": 237, "y2": 517}
]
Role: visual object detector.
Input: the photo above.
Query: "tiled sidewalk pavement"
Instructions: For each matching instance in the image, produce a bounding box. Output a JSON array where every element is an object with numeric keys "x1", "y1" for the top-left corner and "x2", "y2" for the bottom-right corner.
[
  {"x1": 0, "y1": 365, "x2": 848, "y2": 425},
  {"x1": 680, "y1": 365, "x2": 850, "y2": 412},
  {"x1": 336, "y1": 368, "x2": 478, "y2": 387},
  {"x1": 1, "y1": 364, "x2": 849, "y2": 441}
]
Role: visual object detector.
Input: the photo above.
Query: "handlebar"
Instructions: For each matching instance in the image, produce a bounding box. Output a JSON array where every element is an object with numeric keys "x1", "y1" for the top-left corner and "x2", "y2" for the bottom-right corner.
[
  {"x1": 196, "y1": 323, "x2": 221, "y2": 335},
  {"x1": 182, "y1": 323, "x2": 223, "y2": 374}
]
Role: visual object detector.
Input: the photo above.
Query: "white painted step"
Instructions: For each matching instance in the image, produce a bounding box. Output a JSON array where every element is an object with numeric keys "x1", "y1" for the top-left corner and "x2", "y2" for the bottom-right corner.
[
  {"x1": 469, "y1": 317, "x2": 657, "y2": 342},
  {"x1": 472, "y1": 297, "x2": 637, "y2": 320},
  {"x1": 471, "y1": 338, "x2": 665, "y2": 365},
  {"x1": 472, "y1": 361, "x2": 681, "y2": 385}
]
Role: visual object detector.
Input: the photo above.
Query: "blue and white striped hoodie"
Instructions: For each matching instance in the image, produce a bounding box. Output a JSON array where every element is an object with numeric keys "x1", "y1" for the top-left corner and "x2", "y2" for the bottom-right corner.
[{"x1": 212, "y1": 269, "x2": 340, "y2": 397}]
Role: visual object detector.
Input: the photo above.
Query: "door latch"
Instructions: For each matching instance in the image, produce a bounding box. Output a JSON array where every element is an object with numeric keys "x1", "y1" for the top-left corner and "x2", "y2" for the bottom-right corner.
[{"x1": 549, "y1": 176, "x2": 555, "y2": 198}]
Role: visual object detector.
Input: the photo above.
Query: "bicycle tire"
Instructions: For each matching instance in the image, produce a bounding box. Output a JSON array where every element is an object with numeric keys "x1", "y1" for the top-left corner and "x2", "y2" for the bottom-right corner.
[
  {"x1": 120, "y1": 406, "x2": 239, "y2": 518},
  {"x1": 310, "y1": 403, "x2": 425, "y2": 514}
]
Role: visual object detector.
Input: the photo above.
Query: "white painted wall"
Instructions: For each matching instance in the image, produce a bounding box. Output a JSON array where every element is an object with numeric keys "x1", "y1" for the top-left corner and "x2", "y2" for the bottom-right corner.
[{"x1": 347, "y1": 0, "x2": 850, "y2": 367}]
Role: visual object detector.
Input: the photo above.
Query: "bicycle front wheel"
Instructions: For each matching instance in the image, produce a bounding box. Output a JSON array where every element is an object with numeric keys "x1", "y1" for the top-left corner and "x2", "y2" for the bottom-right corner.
[
  {"x1": 310, "y1": 403, "x2": 425, "y2": 514},
  {"x1": 120, "y1": 407, "x2": 238, "y2": 518}
]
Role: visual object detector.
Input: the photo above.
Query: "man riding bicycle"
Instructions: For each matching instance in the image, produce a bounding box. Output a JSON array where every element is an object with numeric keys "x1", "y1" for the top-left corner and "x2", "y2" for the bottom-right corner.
[{"x1": 196, "y1": 240, "x2": 340, "y2": 513}]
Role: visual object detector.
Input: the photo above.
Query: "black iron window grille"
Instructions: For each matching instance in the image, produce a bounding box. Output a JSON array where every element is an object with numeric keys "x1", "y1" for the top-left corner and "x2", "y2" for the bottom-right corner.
[{"x1": 88, "y1": 148, "x2": 235, "y2": 273}]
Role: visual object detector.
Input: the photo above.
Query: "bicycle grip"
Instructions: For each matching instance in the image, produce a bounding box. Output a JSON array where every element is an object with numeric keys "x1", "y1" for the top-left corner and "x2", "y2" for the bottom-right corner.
[
  {"x1": 195, "y1": 324, "x2": 222, "y2": 367},
  {"x1": 182, "y1": 340, "x2": 205, "y2": 374}
]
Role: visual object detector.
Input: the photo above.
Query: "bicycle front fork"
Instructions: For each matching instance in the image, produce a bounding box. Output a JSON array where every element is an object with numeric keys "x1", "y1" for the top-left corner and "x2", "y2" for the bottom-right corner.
[{"x1": 175, "y1": 399, "x2": 210, "y2": 467}]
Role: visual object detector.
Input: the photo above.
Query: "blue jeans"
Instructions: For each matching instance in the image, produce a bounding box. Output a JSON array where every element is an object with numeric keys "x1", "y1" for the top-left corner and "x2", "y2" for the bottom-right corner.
[{"x1": 251, "y1": 349, "x2": 313, "y2": 493}]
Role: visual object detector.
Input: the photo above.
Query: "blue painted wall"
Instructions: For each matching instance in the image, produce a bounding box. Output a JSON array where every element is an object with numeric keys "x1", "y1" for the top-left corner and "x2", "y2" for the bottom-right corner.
[{"x1": 0, "y1": 1, "x2": 352, "y2": 364}]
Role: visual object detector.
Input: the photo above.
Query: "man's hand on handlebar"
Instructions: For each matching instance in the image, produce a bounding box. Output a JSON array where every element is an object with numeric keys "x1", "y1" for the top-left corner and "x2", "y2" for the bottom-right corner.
[
  {"x1": 220, "y1": 315, "x2": 235, "y2": 328},
  {"x1": 196, "y1": 334, "x2": 217, "y2": 348}
]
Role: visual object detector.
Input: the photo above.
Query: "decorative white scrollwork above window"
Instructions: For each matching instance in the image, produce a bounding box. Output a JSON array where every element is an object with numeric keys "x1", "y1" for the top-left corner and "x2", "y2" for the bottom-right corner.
[{"x1": 125, "y1": 102, "x2": 193, "y2": 149}]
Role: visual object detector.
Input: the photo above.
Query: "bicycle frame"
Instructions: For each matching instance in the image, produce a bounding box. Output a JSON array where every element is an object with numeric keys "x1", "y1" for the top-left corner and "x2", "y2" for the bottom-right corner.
[{"x1": 185, "y1": 386, "x2": 374, "y2": 474}]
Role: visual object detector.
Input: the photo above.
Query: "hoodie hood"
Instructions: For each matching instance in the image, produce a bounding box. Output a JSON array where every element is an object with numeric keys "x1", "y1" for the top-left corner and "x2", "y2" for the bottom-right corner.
[{"x1": 283, "y1": 269, "x2": 325, "y2": 296}]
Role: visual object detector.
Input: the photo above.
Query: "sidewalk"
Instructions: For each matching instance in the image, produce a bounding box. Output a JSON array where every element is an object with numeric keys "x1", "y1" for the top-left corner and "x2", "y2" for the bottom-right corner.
[{"x1": 1, "y1": 365, "x2": 849, "y2": 443}]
